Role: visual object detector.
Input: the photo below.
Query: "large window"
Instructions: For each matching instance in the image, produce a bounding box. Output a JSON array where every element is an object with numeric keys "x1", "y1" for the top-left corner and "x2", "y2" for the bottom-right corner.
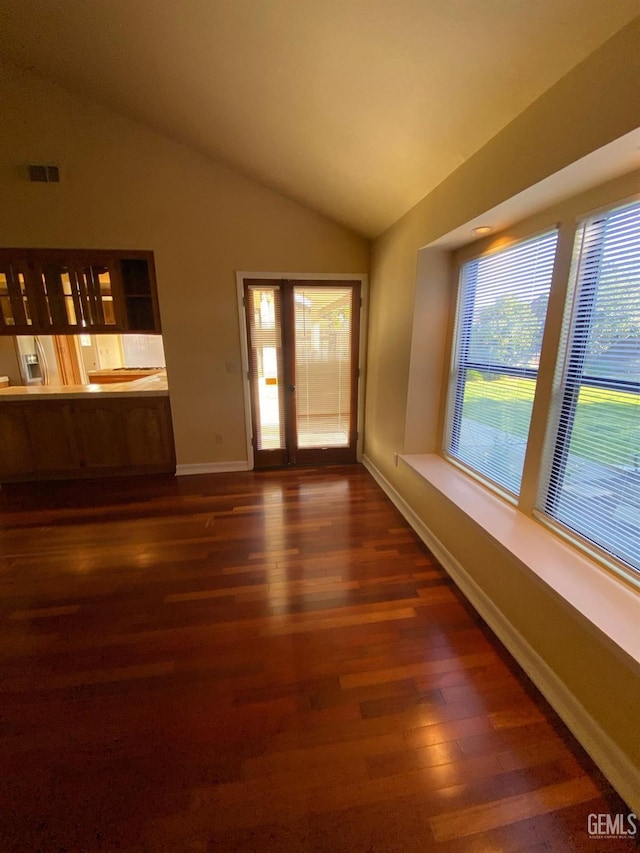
[
  {"x1": 540, "y1": 200, "x2": 640, "y2": 575},
  {"x1": 446, "y1": 231, "x2": 558, "y2": 494}
]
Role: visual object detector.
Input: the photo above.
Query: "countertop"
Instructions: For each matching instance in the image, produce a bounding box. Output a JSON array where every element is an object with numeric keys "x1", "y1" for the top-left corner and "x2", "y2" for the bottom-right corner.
[
  {"x1": 0, "y1": 373, "x2": 169, "y2": 400},
  {"x1": 87, "y1": 368, "x2": 164, "y2": 383}
]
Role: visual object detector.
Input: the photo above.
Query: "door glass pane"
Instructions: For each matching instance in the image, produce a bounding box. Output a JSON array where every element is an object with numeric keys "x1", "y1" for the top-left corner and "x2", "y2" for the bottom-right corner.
[
  {"x1": 294, "y1": 286, "x2": 352, "y2": 448},
  {"x1": 247, "y1": 286, "x2": 285, "y2": 450}
]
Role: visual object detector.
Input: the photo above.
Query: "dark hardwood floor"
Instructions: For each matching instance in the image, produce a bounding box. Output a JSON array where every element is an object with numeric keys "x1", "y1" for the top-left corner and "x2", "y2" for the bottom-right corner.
[{"x1": 0, "y1": 465, "x2": 634, "y2": 852}]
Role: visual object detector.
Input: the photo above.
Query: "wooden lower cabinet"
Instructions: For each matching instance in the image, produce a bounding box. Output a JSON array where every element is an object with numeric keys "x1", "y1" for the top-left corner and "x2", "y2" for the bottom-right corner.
[
  {"x1": 122, "y1": 400, "x2": 174, "y2": 468},
  {"x1": 27, "y1": 403, "x2": 80, "y2": 474},
  {"x1": 0, "y1": 396, "x2": 175, "y2": 481},
  {"x1": 0, "y1": 405, "x2": 33, "y2": 475},
  {"x1": 73, "y1": 402, "x2": 128, "y2": 469}
]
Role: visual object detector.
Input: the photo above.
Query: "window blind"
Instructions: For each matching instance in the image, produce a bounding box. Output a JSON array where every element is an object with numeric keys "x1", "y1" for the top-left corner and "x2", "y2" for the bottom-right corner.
[
  {"x1": 293, "y1": 285, "x2": 352, "y2": 449},
  {"x1": 446, "y1": 231, "x2": 558, "y2": 494},
  {"x1": 247, "y1": 284, "x2": 285, "y2": 451},
  {"x1": 540, "y1": 200, "x2": 640, "y2": 574}
]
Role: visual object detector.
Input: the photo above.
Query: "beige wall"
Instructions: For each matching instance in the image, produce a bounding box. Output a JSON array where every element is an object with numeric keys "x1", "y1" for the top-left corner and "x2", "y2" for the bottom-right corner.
[
  {"x1": 0, "y1": 63, "x2": 369, "y2": 465},
  {"x1": 365, "y1": 19, "x2": 640, "y2": 803}
]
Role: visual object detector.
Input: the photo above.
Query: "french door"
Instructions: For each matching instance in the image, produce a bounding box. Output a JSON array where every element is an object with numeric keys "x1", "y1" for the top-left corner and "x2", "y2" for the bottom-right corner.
[{"x1": 244, "y1": 279, "x2": 361, "y2": 468}]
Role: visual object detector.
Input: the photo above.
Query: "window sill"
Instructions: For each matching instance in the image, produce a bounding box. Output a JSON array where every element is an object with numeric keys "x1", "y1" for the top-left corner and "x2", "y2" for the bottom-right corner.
[{"x1": 402, "y1": 453, "x2": 640, "y2": 668}]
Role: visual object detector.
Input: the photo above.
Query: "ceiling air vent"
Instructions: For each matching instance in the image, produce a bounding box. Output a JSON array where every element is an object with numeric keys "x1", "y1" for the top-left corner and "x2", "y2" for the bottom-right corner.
[{"x1": 28, "y1": 164, "x2": 60, "y2": 183}]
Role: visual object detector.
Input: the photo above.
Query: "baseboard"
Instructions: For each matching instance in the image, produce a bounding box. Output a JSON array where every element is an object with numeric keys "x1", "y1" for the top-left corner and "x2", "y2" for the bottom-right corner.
[
  {"x1": 175, "y1": 461, "x2": 251, "y2": 476},
  {"x1": 361, "y1": 454, "x2": 640, "y2": 815}
]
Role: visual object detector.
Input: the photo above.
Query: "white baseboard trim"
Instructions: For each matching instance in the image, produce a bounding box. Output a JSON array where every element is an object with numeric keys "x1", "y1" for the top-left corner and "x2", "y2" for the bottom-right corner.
[
  {"x1": 176, "y1": 461, "x2": 251, "y2": 476},
  {"x1": 361, "y1": 454, "x2": 640, "y2": 815}
]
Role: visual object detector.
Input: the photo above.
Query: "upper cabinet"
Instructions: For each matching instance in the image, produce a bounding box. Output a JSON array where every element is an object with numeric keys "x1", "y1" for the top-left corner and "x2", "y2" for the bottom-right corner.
[{"x1": 0, "y1": 249, "x2": 160, "y2": 335}]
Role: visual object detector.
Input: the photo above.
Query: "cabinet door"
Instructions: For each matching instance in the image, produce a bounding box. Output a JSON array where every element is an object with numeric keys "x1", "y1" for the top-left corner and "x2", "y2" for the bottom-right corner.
[
  {"x1": 25, "y1": 403, "x2": 79, "y2": 473},
  {"x1": 122, "y1": 398, "x2": 175, "y2": 469},
  {"x1": 0, "y1": 405, "x2": 33, "y2": 476},
  {"x1": 32, "y1": 257, "x2": 123, "y2": 332},
  {"x1": 0, "y1": 262, "x2": 36, "y2": 332},
  {"x1": 72, "y1": 401, "x2": 128, "y2": 469},
  {"x1": 72, "y1": 258, "x2": 124, "y2": 329}
]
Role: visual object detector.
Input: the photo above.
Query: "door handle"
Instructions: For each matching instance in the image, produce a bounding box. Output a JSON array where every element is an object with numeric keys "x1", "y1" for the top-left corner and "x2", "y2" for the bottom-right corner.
[{"x1": 288, "y1": 384, "x2": 296, "y2": 392}]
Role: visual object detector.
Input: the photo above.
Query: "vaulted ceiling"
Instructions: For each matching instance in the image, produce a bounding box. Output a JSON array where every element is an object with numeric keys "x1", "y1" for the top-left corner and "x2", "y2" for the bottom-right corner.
[{"x1": 1, "y1": 1, "x2": 638, "y2": 237}]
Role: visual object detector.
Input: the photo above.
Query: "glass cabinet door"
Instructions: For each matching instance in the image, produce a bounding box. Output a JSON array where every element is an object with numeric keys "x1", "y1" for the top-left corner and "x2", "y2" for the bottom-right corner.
[
  {"x1": 31, "y1": 259, "x2": 121, "y2": 331},
  {"x1": 0, "y1": 263, "x2": 33, "y2": 330}
]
